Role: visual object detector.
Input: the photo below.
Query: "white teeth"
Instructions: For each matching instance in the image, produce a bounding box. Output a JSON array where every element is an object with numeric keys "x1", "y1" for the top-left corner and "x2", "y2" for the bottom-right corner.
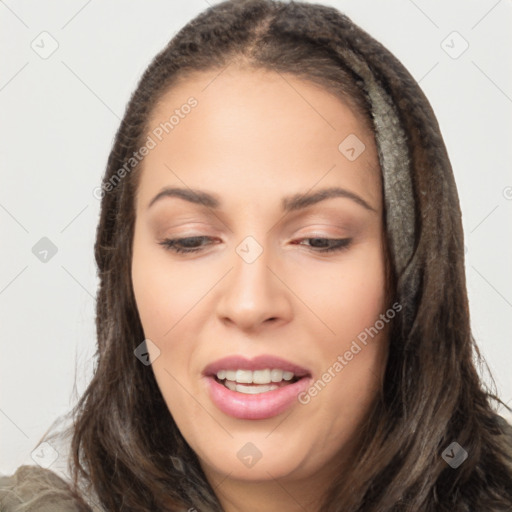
[
  {"x1": 215, "y1": 368, "x2": 297, "y2": 384},
  {"x1": 235, "y1": 369, "x2": 253, "y2": 383},
  {"x1": 234, "y1": 383, "x2": 278, "y2": 394},
  {"x1": 270, "y1": 369, "x2": 283, "y2": 382},
  {"x1": 252, "y1": 369, "x2": 271, "y2": 384},
  {"x1": 225, "y1": 370, "x2": 237, "y2": 381},
  {"x1": 222, "y1": 377, "x2": 277, "y2": 394},
  {"x1": 224, "y1": 380, "x2": 236, "y2": 391}
]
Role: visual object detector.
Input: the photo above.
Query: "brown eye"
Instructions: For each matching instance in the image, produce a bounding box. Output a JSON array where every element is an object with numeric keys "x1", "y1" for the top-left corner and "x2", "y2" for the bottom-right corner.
[
  {"x1": 158, "y1": 236, "x2": 352, "y2": 255},
  {"x1": 159, "y1": 236, "x2": 214, "y2": 254},
  {"x1": 294, "y1": 238, "x2": 352, "y2": 253}
]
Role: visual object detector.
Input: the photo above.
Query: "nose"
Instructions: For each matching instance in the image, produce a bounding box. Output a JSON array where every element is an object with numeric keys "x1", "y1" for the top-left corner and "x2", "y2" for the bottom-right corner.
[{"x1": 215, "y1": 239, "x2": 293, "y2": 332}]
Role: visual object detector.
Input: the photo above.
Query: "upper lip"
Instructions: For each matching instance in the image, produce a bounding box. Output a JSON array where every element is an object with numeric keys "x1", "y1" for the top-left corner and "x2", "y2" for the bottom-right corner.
[{"x1": 203, "y1": 355, "x2": 311, "y2": 378}]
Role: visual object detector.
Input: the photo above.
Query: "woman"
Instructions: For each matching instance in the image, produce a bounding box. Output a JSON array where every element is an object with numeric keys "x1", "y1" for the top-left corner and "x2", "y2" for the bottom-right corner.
[{"x1": 1, "y1": 0, "x2": 511, "y2": 510}]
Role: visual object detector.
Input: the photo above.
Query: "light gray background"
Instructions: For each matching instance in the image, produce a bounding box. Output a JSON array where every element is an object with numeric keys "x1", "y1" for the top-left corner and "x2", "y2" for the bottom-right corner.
[{"x1": 1, "y1": 0, "x2": 511, "y2": 474}]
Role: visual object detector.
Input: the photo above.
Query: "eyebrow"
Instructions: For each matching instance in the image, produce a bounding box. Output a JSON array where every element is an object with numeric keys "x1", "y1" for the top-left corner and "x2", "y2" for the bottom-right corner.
[{"x1": 147, "y1": 186, "x2": 376, "y2": 213}]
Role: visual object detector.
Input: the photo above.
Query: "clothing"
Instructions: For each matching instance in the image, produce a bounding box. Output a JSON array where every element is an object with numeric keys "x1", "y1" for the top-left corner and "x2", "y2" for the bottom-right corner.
[
  {"x1": 0, "y1": 413, "x2": 103, "y2": 512},
  {"x1": 0, "y1": 465, "x2": 86, "y2": 512}
]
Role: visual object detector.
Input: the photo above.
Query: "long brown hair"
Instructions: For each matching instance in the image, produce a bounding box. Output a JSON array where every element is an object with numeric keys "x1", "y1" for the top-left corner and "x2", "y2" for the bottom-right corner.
[{"x1": 67, "y1": 1, "x2": 512, "y2": 510}]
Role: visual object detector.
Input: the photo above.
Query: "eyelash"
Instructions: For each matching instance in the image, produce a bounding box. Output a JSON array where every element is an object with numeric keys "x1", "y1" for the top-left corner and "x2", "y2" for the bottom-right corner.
[{"x1": 158, "y1": 236, "x2": 352, "y2": 254}]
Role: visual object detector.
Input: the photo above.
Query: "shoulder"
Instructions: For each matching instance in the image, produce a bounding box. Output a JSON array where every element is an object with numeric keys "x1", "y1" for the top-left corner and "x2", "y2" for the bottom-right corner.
[{"x1": 0, "y1": 464, "x2": 90, "y2": 512}]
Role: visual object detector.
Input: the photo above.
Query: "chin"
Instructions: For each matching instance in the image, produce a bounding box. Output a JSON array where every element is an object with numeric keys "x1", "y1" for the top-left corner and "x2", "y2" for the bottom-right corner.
[{"x1": 198, "y1": 440, "x2": 312, "y2": 482}]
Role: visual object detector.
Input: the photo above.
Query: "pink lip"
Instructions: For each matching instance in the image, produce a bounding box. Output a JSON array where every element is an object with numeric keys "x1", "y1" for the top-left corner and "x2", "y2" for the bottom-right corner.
[
  {"x1": 202, "y1": 355, "x2": 311, "y2": 377},
  {"x1": 202, "y1": 355, "x2": 312, "y2": 420}
]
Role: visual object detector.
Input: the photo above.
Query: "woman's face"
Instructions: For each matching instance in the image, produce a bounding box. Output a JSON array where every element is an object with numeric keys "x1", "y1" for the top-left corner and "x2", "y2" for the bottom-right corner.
[{"x1": 131, "y1": 66, "x2": 390, "y2": 491}]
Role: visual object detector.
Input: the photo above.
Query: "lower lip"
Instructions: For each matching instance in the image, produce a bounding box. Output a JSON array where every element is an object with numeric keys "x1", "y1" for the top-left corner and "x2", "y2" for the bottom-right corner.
[{"x1": 204, "y1": 376, "x2": 312, "y2": 420}]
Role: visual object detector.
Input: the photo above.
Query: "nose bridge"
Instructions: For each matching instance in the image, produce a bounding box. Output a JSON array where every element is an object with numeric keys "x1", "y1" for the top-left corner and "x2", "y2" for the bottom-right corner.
[
  {"x1": 230, "y1": 234, "x2": 274, "y2": 304},
  {"x1": 216, "y1": 233, "x2": 291, "y2": 328}
]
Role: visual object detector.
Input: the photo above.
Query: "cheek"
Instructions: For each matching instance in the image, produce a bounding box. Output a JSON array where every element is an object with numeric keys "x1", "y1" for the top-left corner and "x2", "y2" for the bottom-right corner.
[
  {"x1": 342, "y1": 250, "x2": 387, "y2": 335},
  {"x1": 305, "y1": 240, "x2": 388, "y2": 341},
  {"x1": 305, "y1": 240, "x2": 389, "y2": 413},
  {"x1": 131, "y1": 231, "x2": 211, "y2": 408},
  {"x1": 131, "y1": 239, "x2": 197, "y2": 416},
  {"x1": 131, "y1": 231, "x2": 205, "y2": 341}
]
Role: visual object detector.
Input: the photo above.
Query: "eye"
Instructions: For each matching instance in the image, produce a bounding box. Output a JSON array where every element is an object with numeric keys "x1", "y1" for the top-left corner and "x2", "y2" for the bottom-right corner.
[
  {"x1": 293, "y1": 237, "x2": 352, "y2": 253},
  {"x1": 158, "y1": 236, "x2": 214, "y2": 254},
  {"x1": 158, "y1": 236, "x2": 352, "y2": 255}
]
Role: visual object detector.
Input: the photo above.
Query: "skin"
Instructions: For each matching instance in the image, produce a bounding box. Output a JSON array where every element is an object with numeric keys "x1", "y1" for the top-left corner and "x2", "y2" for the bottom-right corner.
[{"x1": 131, "y1": 65, "x2": 390, "y2": 512}]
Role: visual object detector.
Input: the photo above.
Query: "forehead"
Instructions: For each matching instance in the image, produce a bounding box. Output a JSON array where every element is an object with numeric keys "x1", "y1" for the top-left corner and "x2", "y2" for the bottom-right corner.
[{"x1": 137, "y1": 66, "x2": 381, "y2": 212}]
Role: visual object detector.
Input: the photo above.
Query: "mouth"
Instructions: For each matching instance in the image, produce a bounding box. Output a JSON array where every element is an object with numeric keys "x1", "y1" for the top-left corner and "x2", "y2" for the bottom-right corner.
[
  {"x1": 202, "y1": 355, "x2": 312, "y2": 420},
  {"x1": 214, "y1": 368, "x2": 302, "y2": 394}
]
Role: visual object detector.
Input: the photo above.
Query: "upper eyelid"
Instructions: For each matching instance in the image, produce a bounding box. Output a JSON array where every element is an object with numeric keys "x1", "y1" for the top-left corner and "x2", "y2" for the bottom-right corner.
[
  {"x1": 157, "y1": 221, "x2": 353, "y2": 236},
  {"x1": 149, "y1": 207, "x2": 362, "y2": 232}
]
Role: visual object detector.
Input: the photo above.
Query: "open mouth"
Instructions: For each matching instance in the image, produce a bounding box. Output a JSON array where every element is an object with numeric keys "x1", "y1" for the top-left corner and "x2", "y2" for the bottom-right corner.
[
  {"x1": 202, "y1": 355, "x2": 313, "y2": 419},
  {"x1": 214, "y1": 369, "x2": 303, "y2": 395}
]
